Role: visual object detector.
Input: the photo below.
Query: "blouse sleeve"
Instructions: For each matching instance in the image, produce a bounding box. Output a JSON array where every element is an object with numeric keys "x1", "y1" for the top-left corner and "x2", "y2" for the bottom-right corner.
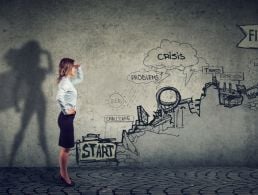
[{"x1": 71, "y1": 66, "x2": 84, "y2": 85}]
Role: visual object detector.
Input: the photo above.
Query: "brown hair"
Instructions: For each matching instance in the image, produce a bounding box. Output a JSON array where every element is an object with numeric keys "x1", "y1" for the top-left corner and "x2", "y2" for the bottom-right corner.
[{"x1": 57, "y1": 58, "x2": 74, "y2": 83}]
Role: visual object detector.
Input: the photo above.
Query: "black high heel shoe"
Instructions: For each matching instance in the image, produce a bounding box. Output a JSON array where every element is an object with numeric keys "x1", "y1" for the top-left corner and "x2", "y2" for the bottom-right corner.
[{"x1": 59, "y1": 175, "x2": 75, "y2": 187}]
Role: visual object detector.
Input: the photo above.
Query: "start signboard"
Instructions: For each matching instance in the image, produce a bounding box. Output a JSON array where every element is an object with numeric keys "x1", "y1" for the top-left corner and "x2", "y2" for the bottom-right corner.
[
  {"x1": 79, "y1": 141, "x2": 117, "y2": 161},
  {"x1": 76, "y1": 134, "x2": 118, "y2": 165}
]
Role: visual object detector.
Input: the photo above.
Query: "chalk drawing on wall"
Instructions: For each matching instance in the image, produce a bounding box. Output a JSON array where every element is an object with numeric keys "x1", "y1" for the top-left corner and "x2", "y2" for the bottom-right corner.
[
  {"x1": 76, "y1": 70, "x2": 258, "y2": 165},
  {"x1": 122, "y1": 86, "x2": 138, "y2": 107},
  {"x1": 104, "y1": 115, "x2": 134, "y2": 142},
  {"x1": 237, "y1": 24, "x2": 258, "y2": 49},
  {"x1": 106, "y1": 91, "x2": 127, "y2": 109},
  {"x1": 76, "y1": 38, "x2": 258, "y2": 166},
  {"x1": 127, "y1": 69, "x2": 164, "y2": 84},
  {"x1": 128, "y1": 39, "x2": 210, "y2": 86},
  {"x1": 75, "y1": 134, "x2": 119, "y2": 165},
  {"x1": 237, "y1": 24, "x2": 258, "y2": 111}
]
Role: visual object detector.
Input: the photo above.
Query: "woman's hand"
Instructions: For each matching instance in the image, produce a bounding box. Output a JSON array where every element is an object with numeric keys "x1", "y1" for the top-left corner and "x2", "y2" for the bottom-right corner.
[
  {"x1": 73, "y1": 64, "x2": 80, "y2": 69},
  {"x1": 66, "y1": 108, "x2": 76, "y2": 115}
]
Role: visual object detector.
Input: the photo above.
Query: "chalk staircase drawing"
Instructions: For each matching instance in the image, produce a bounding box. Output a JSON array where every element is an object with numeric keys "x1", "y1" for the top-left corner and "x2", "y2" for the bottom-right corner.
[{"x1": 76, "y1": 74, "x2": 258, "y2": 165}]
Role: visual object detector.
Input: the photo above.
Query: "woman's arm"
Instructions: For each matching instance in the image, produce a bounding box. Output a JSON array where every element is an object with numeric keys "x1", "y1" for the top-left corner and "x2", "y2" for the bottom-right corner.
[{"x1": 71, "y1": 66, "x2": 84, "y2": 85}]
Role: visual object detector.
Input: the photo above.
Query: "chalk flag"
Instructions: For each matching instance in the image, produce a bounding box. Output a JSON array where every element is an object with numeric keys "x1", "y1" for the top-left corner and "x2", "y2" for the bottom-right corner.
[{"x1": 237, "y1": 25, "x2": 258, "y2": 49}]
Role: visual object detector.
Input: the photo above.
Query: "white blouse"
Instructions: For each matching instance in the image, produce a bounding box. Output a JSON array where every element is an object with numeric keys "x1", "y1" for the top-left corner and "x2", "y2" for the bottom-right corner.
[{"x1": 56, "y1": 67, "x2": 84, "y2": 115}]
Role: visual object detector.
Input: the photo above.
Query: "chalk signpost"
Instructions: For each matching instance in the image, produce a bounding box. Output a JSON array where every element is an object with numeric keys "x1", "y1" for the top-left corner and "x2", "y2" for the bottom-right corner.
[{"x1": 76, "y1": 134, "x2": 118, "y2": 165}]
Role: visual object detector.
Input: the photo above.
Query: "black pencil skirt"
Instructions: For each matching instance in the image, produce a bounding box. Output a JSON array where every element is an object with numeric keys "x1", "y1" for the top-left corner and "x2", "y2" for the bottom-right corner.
[{"x1": 58, "y1": 111, "x2": 76, "y2": 148}]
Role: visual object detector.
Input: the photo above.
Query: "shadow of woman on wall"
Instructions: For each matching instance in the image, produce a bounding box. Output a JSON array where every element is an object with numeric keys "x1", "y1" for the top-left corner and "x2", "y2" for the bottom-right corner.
[{"x1": 3, "y1": 40, "x2": 53, "y2": 167}]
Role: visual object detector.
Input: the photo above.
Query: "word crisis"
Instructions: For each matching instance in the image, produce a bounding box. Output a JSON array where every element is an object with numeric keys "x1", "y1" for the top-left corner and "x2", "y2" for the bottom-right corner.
[{"x1": 157, "y1": 52, "x2": 185, "y2": 60}]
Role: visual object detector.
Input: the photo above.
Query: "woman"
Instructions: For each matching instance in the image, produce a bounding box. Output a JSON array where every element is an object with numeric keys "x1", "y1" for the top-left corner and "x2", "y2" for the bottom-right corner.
[{"x1": 56, "y1": 58, "x2": 84, "y2": 186}]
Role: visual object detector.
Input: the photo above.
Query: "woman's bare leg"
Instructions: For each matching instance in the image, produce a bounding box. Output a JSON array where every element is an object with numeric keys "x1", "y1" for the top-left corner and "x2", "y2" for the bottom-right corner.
[{"x1": 59, "y1": 147, "x2": 72, "y2": 184}]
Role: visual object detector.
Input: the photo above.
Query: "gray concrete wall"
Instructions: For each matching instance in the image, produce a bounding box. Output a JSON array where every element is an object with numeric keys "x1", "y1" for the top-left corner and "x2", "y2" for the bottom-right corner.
[{"x1": 0, "y1": 0, "x2": 257, "y2": 167}]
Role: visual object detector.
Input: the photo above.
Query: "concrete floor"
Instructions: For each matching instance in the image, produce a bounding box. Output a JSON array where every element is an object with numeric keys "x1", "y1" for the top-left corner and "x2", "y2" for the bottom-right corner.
[{"x1": 1, "y1": 166, "x2": 258, "y2": 194}]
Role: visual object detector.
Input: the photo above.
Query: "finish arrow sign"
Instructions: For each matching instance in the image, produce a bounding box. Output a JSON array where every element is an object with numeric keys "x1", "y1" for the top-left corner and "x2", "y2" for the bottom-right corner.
[{"x1": 237, "y1": 25, "x2": 258, "y2": 49}]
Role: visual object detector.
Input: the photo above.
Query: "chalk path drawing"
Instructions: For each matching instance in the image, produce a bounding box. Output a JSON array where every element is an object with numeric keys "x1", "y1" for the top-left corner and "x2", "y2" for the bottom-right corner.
[{"x1": 76, "y1": 39, "x2": 258, "y2": 165}]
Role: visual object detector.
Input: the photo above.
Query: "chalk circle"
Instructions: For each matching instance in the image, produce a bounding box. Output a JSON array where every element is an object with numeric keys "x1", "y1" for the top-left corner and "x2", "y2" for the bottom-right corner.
[
  {"x1": 109, "y1": 93, "x2": 125, "y2": 108},
  {"x1": 156, "y1": 87, "x2": 181, "y2": 110}
]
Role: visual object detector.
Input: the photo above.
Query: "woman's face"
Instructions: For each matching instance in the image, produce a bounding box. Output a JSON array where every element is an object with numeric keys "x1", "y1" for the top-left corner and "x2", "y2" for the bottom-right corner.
[{"x1": 68, "y1": 65, "x2": 77, "y2": 77}]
